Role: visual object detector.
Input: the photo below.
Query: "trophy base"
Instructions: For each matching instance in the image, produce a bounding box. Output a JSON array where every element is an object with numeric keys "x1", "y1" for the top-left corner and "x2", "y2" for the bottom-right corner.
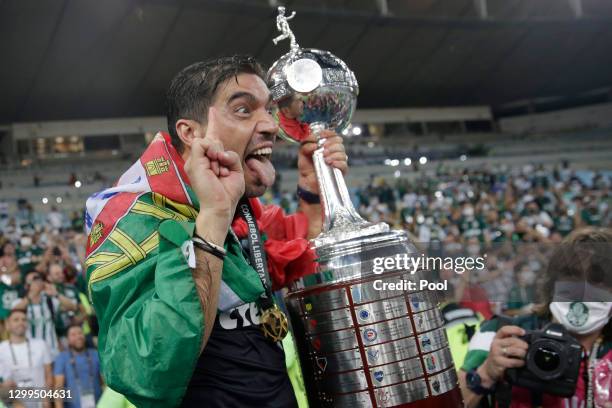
[{"x1": 286, "y1": 270, "x2": 463, "y2": 408}]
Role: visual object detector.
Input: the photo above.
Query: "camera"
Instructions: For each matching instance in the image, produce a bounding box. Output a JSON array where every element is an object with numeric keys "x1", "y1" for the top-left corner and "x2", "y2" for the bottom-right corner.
[{"x1": 505, "y1": 323, "x2": 582, "y2": 397}]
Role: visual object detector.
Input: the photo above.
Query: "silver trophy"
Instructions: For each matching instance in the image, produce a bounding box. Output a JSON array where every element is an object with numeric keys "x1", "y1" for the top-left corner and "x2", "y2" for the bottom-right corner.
[{"x1": 267, "y1": 7, "x2": 462, "y2": 407}]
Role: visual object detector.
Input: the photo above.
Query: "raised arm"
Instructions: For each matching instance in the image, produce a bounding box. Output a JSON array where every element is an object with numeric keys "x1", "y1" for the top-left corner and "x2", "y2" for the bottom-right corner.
[
  {"x1": 186, "y1": 107, "x2": 246, "y2": 350},
  {"x1": 88, "y1": 108, "x2": 245, "y2": 407}
]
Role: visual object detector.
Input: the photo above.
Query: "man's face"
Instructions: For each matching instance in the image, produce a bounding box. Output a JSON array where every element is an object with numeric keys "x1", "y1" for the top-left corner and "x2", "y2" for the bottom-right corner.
[
  {"x1": 49, "y1": 264, "x2": 64, "y2": 284},
  {"x1": 67, "y1": 326, "x2": 86, "y2": 351},
  {"x1": 194, "y1": 73, "x2": 278, "y2": 198},
  {"x1": 282, "y1": 96, "x2": 304, "y2": 119},
  {"x1": 7, "y1": 311, "x2": 27, "y2": 337},
  {"x1": 4, "y1": 243, "x2": 15, "y2": 256},
  {"x1": 291, "y1": 96, "x2": 304, "y2": 119},
  {"x1": 25, "y1": 272, "x2": 44, "y2": 294},
  {"x1": 527, "y1": 202, "x2": 538, "y2": 214}
]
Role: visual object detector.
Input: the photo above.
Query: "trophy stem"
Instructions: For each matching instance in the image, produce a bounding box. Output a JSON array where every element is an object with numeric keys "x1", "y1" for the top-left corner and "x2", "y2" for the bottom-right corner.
[{"x1": 310, "y1": 123, "x2": 388, "y2": 247}]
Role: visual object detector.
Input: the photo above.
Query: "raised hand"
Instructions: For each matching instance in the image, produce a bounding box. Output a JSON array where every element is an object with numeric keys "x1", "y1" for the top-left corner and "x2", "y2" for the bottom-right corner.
[
  {"x1": 298, "y1": 129, "x2": 347, "y2": 193},
  {"x1": 44, "y1": 282, "x2": 58, "y2": 297},
  {"x1": 480, "y1": 325, "x2": 528, "y2": 385},
  {"x1": 185, "y1": 107, "x2": 245, "y2": 238}
]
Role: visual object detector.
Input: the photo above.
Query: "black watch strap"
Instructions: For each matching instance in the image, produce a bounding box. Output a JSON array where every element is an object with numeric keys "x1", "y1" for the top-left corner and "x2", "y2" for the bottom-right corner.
[
  {"x1": 296, "y1": 185, "x2": 320, "y2": 204},
  {"x1": 466, "y1": 369, "x2": 495, "y2": 395}
]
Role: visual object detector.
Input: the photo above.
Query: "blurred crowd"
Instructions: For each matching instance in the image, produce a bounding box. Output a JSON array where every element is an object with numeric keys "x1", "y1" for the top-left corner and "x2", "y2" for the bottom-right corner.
[
  {"x1": 0, "y1": 218, "x2": 101, "y2": 407},
  {"x1": 360, "y1": 162, "x2": 610, "y2": 316}
]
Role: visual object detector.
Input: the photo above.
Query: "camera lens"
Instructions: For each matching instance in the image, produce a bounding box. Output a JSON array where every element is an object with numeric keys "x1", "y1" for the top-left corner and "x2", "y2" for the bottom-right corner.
[
  {"x1": 527, "y1": 339, "x2": 566, "y2": 380},
  {"x1": 533, "y1": 347, "x2": 560, "y2": 372}
]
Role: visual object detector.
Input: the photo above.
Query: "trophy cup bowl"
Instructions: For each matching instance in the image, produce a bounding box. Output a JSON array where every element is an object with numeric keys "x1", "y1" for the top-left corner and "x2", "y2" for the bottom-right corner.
[
  {"x1": 268, "y1": 46, "x2": 388, "y2": 245},
  {"x1": 267, "y1": 7, "x2": 463, "y2": 407},
  {"x1": 267, "y1": 48, "x2": 358, "y2": 143}
]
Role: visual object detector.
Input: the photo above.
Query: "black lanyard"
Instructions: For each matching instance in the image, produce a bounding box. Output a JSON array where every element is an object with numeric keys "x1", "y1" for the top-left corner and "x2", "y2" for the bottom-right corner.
[
  {"x1": 69, "y1": 349, "x2": 95, "y2": 390},
  {"x1": 9, "y1": 340, "x2": 32, "y2": 368},
  {"x1": 237, "y1": 198, "x2": 274, "y2": 310}
]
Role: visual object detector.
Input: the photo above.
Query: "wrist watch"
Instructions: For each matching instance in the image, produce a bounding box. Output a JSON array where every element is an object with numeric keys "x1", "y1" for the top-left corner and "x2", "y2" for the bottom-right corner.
[
  {"x1": 466, "y1": 369, "x2": 495, "y2": 395},
  {"x1": 296, "y1": 185, "x2": 320, "y2": 204}
]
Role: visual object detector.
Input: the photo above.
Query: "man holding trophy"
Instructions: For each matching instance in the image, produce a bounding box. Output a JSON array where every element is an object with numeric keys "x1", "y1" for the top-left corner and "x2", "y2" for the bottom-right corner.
[
  {"x1": 85, "y1": 42, "x2": 347, "y2": 408},
  {"x1": 86, "y1": 7, "x2": 462, "y2": 408}
]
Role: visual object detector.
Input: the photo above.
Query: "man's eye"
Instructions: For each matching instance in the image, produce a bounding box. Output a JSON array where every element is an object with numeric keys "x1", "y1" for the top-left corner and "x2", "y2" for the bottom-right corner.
[{"x1": 235, "y1": 106, "x2": 250, "y2": 114}]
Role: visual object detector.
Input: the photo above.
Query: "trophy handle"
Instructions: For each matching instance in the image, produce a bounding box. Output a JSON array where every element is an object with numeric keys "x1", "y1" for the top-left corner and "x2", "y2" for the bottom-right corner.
[{"x1": 310, "y1": 122, "x2": 370, "y2": 232}]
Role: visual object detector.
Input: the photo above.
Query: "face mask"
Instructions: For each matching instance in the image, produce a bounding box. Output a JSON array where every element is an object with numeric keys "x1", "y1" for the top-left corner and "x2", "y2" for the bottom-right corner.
[{"x1": 550, "y1": 301, "x2": 612, "y2": 335}]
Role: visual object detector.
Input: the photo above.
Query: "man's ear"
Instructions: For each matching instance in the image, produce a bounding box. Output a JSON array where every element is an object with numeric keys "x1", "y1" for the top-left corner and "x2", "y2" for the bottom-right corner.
[{"x1": 175, "y1": 119, "x2": 205, "y2": 149}]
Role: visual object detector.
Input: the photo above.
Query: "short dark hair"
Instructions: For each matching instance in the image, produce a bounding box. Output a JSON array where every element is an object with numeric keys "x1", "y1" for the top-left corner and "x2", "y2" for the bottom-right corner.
[
  {"x1": 67, "y1": 323, "x2": 84, "y2": 335},
  {"x1": 25, "y1": 271, "x2": 44, "y2": 282},
  {"x1": 166, "y1": 55, "x2": 265, "y2": 153},
  {"x1": 277, "y1": 95, "x2": 295, "y2": 110}
]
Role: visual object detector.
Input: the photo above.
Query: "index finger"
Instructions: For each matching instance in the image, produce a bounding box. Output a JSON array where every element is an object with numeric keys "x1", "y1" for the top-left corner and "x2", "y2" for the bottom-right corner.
[
  {"x1": 203, "y1": 107, "x2": 224, "y2": 143},
  {"x1": 496, "y1": 325, "x2": 526, "y2": 339}
]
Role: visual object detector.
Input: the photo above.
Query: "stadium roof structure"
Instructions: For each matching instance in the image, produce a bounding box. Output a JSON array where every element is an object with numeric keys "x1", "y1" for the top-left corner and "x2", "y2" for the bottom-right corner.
[{"x1": 1, "y1": 0, "x2": 612, "y2": 123}]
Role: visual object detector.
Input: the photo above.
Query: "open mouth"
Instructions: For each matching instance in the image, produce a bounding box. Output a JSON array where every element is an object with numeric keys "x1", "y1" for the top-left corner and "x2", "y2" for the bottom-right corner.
[
  {"x1": 244, "y1": 146, "x2": 276, "y2": 187},
  {"x1": 245, "y1": 147, "x2": 273, "y2": 162}
]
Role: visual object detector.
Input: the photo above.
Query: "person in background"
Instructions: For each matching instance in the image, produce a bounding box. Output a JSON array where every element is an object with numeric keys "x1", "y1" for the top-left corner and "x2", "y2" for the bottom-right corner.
[
  {"x1": 16, "y1": 235, "x2": 43, "y2": 279},
  {"x1": 276, "y1": 94, "x2": 309, "y2": 142},
  {"x1": 0, "y1": 309, "x2": 53, "y2": 408},
  {"x1": 53, "y1": 324, "x2": 103, "y2": 408},
  {"x1": 35, "y1": 242, "x2": 74, "y2": 278},
  {"x1": 47, "y1": 263, "x2": 85, "y2": 347},
  {"x1": 0, "y1": 255, "x2": 22, "y2": 321},
  {"x1": 505, "y1": 262, "x2": 537, "y2": 315},
  {"x1": 47, "y1": 207, "x2": 64, "y2": 232},
  {"x1": 459, "y1": 227, "x2": 612, "y2": 408},
  {"x1": 12, "y1": 272, "x2": 77, "y2": 358},
  {"x1": 0, "y1": 260, "x2": 22, "y2": 341},
  {"x1": 0, "y1": 243, "x2": 18, "y2": 277}
]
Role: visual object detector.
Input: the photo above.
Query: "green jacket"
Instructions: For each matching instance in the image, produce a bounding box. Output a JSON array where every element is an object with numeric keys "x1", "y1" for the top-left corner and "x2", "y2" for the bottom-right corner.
[{"x1": 86, "y1": 135, "x2": 265, "y2": 407}]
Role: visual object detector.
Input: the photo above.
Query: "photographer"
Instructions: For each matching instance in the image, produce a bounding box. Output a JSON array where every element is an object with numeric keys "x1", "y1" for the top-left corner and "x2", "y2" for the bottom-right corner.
[{"x1": 459, "y1": 227, "x2": 612, "y2": 408}]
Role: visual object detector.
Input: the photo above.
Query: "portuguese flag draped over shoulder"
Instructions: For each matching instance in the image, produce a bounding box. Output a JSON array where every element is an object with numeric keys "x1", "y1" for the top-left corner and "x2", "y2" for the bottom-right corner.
[{"x1": 85, "y1": 133, "x2": 315, "y2": 408}]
